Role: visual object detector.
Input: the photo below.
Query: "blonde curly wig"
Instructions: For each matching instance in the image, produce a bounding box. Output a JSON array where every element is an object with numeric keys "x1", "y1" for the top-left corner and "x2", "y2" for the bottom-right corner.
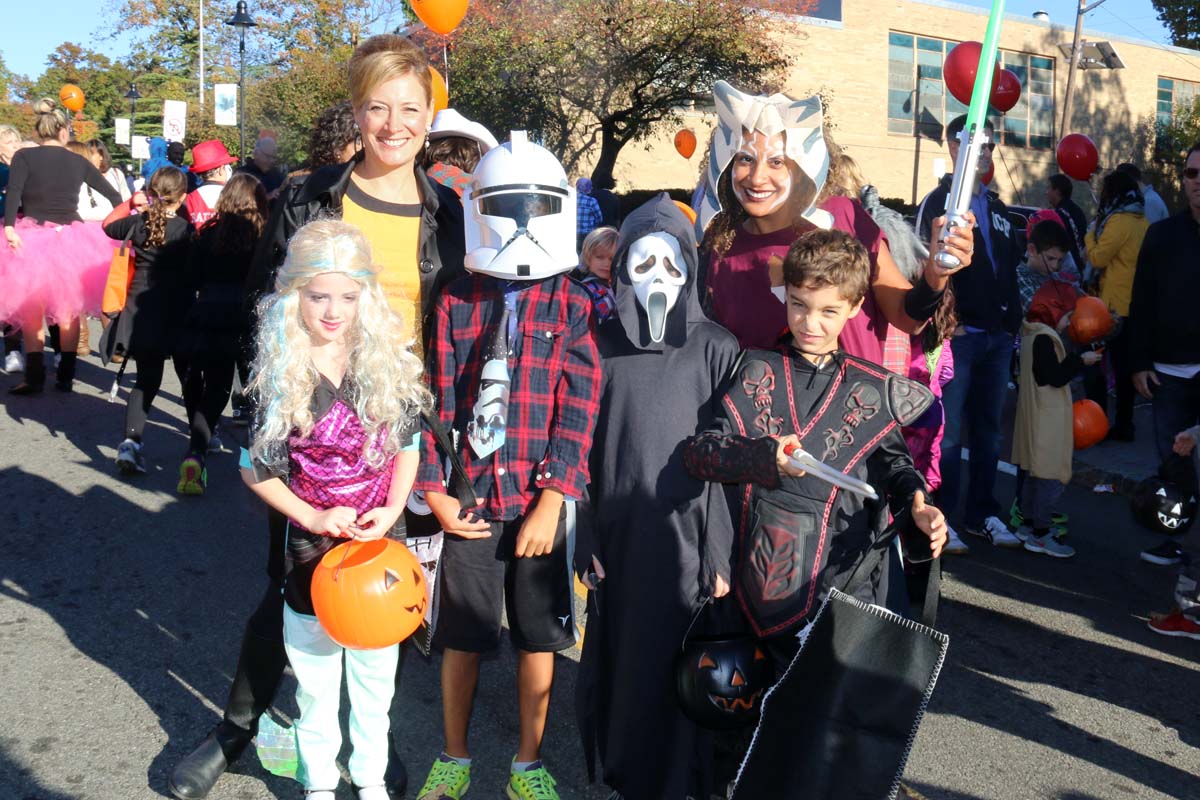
[{"x1": 249, "y1": 218, "x2": 430, "y2": 473}]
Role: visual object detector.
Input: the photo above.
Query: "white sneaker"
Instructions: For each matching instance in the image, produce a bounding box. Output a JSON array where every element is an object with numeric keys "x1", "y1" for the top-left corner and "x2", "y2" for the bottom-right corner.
[
  {"x1": 967, "y1": 515, "x2": 1023, "y2": 548},
  {"x1": 943, "y1": 524, "x2": 970, "y2": 555},
  {"x1": 304, "y1": 792, "x2": 336, "y2": 800},
  {"x1": 115, "y1": 438, "x2": 146, "y2": 475},
  {"x1": 1024, "y1": 534, "x2": 1076, "y2": 558},
  {"x1": 3, "y1": 351, "x2": 23, "y2": 374},
  {"x1": 354, "y1": 786, "x2": 389, "y2": 800}
]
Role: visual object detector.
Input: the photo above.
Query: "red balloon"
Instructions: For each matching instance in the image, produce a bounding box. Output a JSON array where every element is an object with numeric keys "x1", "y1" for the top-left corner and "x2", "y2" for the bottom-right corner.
[
  {"x1": 943, "y1": 41, "x2": 1000, "y2": 106},
  {"x1": 674, "y1": 129, "x2": 697, "y2": 159},
  {"x1": 1056, "y1": 134, "x2": 1099, "y2": 181},
  {"x1": 991, "y1": 69, "x2": 1021, "y2": 113},
  {"x1": 981, "y1": 162, "x2": 995, "y2": 184},
  {"x1": 1073, "y1": 399, "x2": 1109, "y2": 450}
]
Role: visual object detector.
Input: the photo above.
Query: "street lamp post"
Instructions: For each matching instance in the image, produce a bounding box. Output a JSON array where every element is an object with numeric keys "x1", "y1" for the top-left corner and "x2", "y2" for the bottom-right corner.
[
  {"x1": 225, "y1": 1, "x2": 257, "y2": 166},
  {"x1": 124, "y1": 83, "x2": 142, "y2": 141}
]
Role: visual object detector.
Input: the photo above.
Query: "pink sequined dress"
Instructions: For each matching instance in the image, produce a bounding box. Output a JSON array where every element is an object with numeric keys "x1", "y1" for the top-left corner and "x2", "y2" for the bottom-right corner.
[{"x1": 901, "y1": 337, "x2": 954, "y2": 491}]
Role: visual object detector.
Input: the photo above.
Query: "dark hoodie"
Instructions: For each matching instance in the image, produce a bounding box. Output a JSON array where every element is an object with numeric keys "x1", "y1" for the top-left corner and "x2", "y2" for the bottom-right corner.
[{"x1": 577, "y1": 193, "x2": 740, "y2": 800}]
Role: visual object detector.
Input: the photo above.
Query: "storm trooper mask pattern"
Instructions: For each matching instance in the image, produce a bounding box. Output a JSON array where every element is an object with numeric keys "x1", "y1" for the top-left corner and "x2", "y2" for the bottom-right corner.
[
  {"x1": 463, "y1": 131, "x2": 578, "y2": 281},
  {"x1": 626, "y1": 231, "x2": 687, "y2": 344}
]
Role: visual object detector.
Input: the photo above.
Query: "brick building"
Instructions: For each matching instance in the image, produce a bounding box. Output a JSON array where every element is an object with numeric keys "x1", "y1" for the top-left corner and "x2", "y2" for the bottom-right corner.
[{"x1": 611, "y1": 0, "x2": 1200, "y2": 213}]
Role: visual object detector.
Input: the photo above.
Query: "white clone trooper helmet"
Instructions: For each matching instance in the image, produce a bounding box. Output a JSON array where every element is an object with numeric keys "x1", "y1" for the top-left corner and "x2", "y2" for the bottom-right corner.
[
  {"x1": 463, "y1": 131, "x2": 578, "y2": 280},
  {"x1": 626, "y1": 231, "x2": 687, "y2": 344}
]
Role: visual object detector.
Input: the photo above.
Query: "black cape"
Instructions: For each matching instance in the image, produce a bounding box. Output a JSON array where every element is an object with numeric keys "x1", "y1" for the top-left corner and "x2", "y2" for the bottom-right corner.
[{"x1": 577, "y1": 194, "x2": 740, "y2": 799}]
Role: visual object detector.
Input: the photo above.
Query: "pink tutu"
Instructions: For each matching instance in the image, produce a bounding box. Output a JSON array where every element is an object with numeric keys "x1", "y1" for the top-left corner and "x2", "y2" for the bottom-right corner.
[{"x1": 0, "y1": 217, "x2": 118, "y2": 326}]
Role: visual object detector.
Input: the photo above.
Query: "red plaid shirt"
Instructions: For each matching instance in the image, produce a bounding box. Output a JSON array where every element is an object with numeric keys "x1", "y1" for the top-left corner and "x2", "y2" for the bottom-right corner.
[{"x1": 415, "y1": 272, "x2": 602, "y2": 521}]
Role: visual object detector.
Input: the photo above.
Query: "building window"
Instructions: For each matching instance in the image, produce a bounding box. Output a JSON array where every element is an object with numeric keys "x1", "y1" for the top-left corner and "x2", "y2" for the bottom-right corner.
[
  {"x1": 887, "y1": 31, "x2": 1056, "y2": 150},
  {"x1": 1158, "y1": 76, "x2": 1200, "y2": 126}
]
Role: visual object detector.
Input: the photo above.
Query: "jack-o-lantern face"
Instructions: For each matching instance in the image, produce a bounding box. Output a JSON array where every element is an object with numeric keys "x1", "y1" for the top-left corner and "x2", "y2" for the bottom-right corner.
[
  {"x1": 311, "y1": 539, "x2": 429, "y2": 649},
  {"x1": 676, "y1": 636, "x2": 775, "y2": 729},
  {"x1": 1133, "y1": 477, "x2": 1197, "y2": 536}
]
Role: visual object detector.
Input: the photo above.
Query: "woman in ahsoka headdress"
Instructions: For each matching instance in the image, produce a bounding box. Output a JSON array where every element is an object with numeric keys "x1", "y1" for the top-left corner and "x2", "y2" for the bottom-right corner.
[{"x1": 697, "y1": 80, "x2": 976, "y2": 366}]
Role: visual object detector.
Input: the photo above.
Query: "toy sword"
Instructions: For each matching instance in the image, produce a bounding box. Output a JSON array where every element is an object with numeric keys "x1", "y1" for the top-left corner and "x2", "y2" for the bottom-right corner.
[
  {"x1": 934, "y1": 0, "x2": 1008, "y2": 270},
  {"x1": 783, "y1": 444, "x2": 878, "y2": 501}
]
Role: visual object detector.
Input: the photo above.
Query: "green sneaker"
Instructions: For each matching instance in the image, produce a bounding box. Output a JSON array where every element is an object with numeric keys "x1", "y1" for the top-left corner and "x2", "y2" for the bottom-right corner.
[
  {"x1": 1008, "y1": 498, "x2": 1025, "y2": 529},
  {"x1": 177, "y1": 455, "x2": 207, "y2": 496},
  {"x1": 1010, "y1": 499, "x2": 1068, "y2": 528},
  {"x1": 506, "y1": 761, "x2": 559, "y2": 800},
  {"x1": 417, "y1": 756, "x2": 471, "y2": 799}
]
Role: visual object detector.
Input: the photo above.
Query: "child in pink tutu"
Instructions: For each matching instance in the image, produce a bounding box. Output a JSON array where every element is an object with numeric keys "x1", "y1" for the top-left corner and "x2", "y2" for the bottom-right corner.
[
  {"x1": 2, "y1": 98, "x2": 122, "y2": 393},
  {"x1": 101, "y1": 168, "x2": 195, "y2": 476}
]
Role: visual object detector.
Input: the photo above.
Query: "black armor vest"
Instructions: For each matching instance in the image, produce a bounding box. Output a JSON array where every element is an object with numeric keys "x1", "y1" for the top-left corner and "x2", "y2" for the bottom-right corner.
[{"x1": 723, "y1": 350, "x2": 932, "y2": 637}]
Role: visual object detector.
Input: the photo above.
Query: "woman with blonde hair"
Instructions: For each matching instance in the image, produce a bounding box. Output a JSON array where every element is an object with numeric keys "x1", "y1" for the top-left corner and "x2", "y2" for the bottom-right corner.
[
  {"x1": 1, "y1": 99, "x2": 122, "y2": 393},
  {"x1": 171, "y1": 32, "x2": 465, "y2": 800},
  {"x1": 242, "y1": 219, "x2": 427, "y2": 800}
]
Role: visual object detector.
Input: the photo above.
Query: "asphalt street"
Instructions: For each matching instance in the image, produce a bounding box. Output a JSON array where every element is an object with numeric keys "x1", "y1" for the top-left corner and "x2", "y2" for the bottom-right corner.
[{"x1": 0, "y1": 347, "x2": 1197, "y2": 800}]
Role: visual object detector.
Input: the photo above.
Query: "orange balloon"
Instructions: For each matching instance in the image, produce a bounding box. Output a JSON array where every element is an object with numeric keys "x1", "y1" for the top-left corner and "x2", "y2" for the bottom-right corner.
[
  {"x1": 674, "y1": 129, "x2": 697, "y2": 159},
  {"x1": 673, "y1": 200, "x2": 698, "y2": 225},
  {"x1": 429, "y1": 65, "x2": 449, "y2": 114},
  {"x1": 411, "y1": 0, "x2": 469, "y2": 36},
  {"x1": 59, "y1": 84, "x2": 85, "y2": 113},
  {"x1": 311, "y1": 539, "x2": 428, "y2": 650}
]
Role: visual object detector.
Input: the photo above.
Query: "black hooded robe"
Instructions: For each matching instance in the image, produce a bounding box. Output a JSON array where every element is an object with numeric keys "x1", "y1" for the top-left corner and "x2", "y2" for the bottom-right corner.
[{"x1": 577, "y1": 194, "x2": 740, "y2": 800}]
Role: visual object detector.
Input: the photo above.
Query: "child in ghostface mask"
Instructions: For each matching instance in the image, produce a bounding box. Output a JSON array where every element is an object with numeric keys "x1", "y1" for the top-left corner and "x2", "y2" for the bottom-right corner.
[
  {"x1": 413, "y1": 133, "x2": 601, "y2": 800},
  {"x1": 576, "y1": 194, "x2": 740, "y2": 800}
]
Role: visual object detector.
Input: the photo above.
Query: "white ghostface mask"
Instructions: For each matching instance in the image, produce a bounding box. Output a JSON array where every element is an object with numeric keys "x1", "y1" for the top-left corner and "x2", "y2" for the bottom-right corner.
[{"x1": 627, "y1": 231, "x2": 687, "y2": 343}]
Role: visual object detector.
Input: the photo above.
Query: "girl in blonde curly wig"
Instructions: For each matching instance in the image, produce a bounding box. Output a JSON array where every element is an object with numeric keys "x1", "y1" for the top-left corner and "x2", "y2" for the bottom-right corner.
[{"x1": 241, "y1": 218, "x2": 427, "y2": 799}]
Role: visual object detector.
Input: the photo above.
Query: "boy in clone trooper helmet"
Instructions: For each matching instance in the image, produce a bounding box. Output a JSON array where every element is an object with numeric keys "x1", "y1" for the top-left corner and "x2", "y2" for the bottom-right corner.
[
  {"x1": 414, "y1": 132, "x2": 601, "y2": 800},
  {"x1": 575, "y1": 194, "x2": 741, "y2": 800}
]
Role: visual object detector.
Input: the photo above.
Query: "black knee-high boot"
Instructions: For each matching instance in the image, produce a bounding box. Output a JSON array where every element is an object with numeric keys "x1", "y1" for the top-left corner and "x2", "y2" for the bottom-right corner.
[
  {"x1": 55, "y1": 352, "x2": 77, "y2": 392},
  {"x1": 168, "y1": 622, "x2": 287, "y2": 800},
  {"x1": 9, "y1": 351, "x2": 44, "y2": 395}
]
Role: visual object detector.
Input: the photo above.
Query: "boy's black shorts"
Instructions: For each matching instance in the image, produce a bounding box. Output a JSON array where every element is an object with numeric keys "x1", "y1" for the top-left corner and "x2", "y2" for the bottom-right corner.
[{"x1": 433, "y1": 504, "x2": 577, "y2": 654}]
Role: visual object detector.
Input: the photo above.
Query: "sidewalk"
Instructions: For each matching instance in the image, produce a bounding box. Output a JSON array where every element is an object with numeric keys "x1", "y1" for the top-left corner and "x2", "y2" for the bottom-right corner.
[
  {"x1": 996, "y1": 386, "x2": 1159, "y2": 498},
  {"x1": 1071, "y1": 401, "x2": 1160, "y2": 495}
]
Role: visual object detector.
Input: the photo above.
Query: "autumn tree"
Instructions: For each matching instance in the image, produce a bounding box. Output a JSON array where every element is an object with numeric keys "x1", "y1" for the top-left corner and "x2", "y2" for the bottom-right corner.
[
  {"x1": 1152, "y1": 0, "x2": 1200, "y2": 51},
  {"x1": 444, "y1": 0, "x2": 796, "y2": 185},
  {"x1": 0, "y1": 53, "x2": 33, "y2": 132}
]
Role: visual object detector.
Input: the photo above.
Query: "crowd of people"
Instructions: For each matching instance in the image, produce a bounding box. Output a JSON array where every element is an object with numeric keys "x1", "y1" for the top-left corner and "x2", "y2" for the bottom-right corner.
[{"x1": 1, "y1": 29, "x2": 1199, "y2": 800}]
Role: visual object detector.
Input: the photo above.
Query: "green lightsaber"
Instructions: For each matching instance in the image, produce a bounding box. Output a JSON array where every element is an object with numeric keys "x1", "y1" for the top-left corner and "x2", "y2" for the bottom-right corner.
[{"x1": 934, "y1": 0, "x2": 1007, "y2": 270}]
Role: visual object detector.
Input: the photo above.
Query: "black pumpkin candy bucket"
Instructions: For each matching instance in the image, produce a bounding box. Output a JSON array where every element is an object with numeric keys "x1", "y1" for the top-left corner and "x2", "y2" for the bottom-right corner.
[{"x1": 674, "y1": 598, "x2": 774, "y2": 730}]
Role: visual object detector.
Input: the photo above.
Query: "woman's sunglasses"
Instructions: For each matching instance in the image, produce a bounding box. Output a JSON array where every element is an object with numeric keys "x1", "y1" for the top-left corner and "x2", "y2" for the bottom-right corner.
[{"x1": 1184, "y1": 167, "x2": 1200, "y2": 180}]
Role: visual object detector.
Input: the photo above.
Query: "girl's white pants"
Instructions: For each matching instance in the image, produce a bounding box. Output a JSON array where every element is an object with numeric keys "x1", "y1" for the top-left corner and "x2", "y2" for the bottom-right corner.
[{"x1": 283, "y1": 604, "x2": 399, "y2": 791}]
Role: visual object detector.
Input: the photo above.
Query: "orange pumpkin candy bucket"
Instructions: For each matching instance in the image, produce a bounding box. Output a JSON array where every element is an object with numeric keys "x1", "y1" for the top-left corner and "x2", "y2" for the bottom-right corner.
[{"x1": 310, "y1": 539, "x2": 428, "y2": 650}]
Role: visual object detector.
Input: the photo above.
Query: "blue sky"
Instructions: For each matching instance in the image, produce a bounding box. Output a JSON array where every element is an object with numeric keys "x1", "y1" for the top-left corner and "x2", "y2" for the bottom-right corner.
[{"x1": 0, "y1": 0, "x2": 1178, "y2": 81}]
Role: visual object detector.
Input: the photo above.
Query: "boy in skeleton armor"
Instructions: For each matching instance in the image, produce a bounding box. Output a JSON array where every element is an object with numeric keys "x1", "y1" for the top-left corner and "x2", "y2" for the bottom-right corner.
[{"x1": 683, "y1": 229, "x2": 949, "y2": 671}]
